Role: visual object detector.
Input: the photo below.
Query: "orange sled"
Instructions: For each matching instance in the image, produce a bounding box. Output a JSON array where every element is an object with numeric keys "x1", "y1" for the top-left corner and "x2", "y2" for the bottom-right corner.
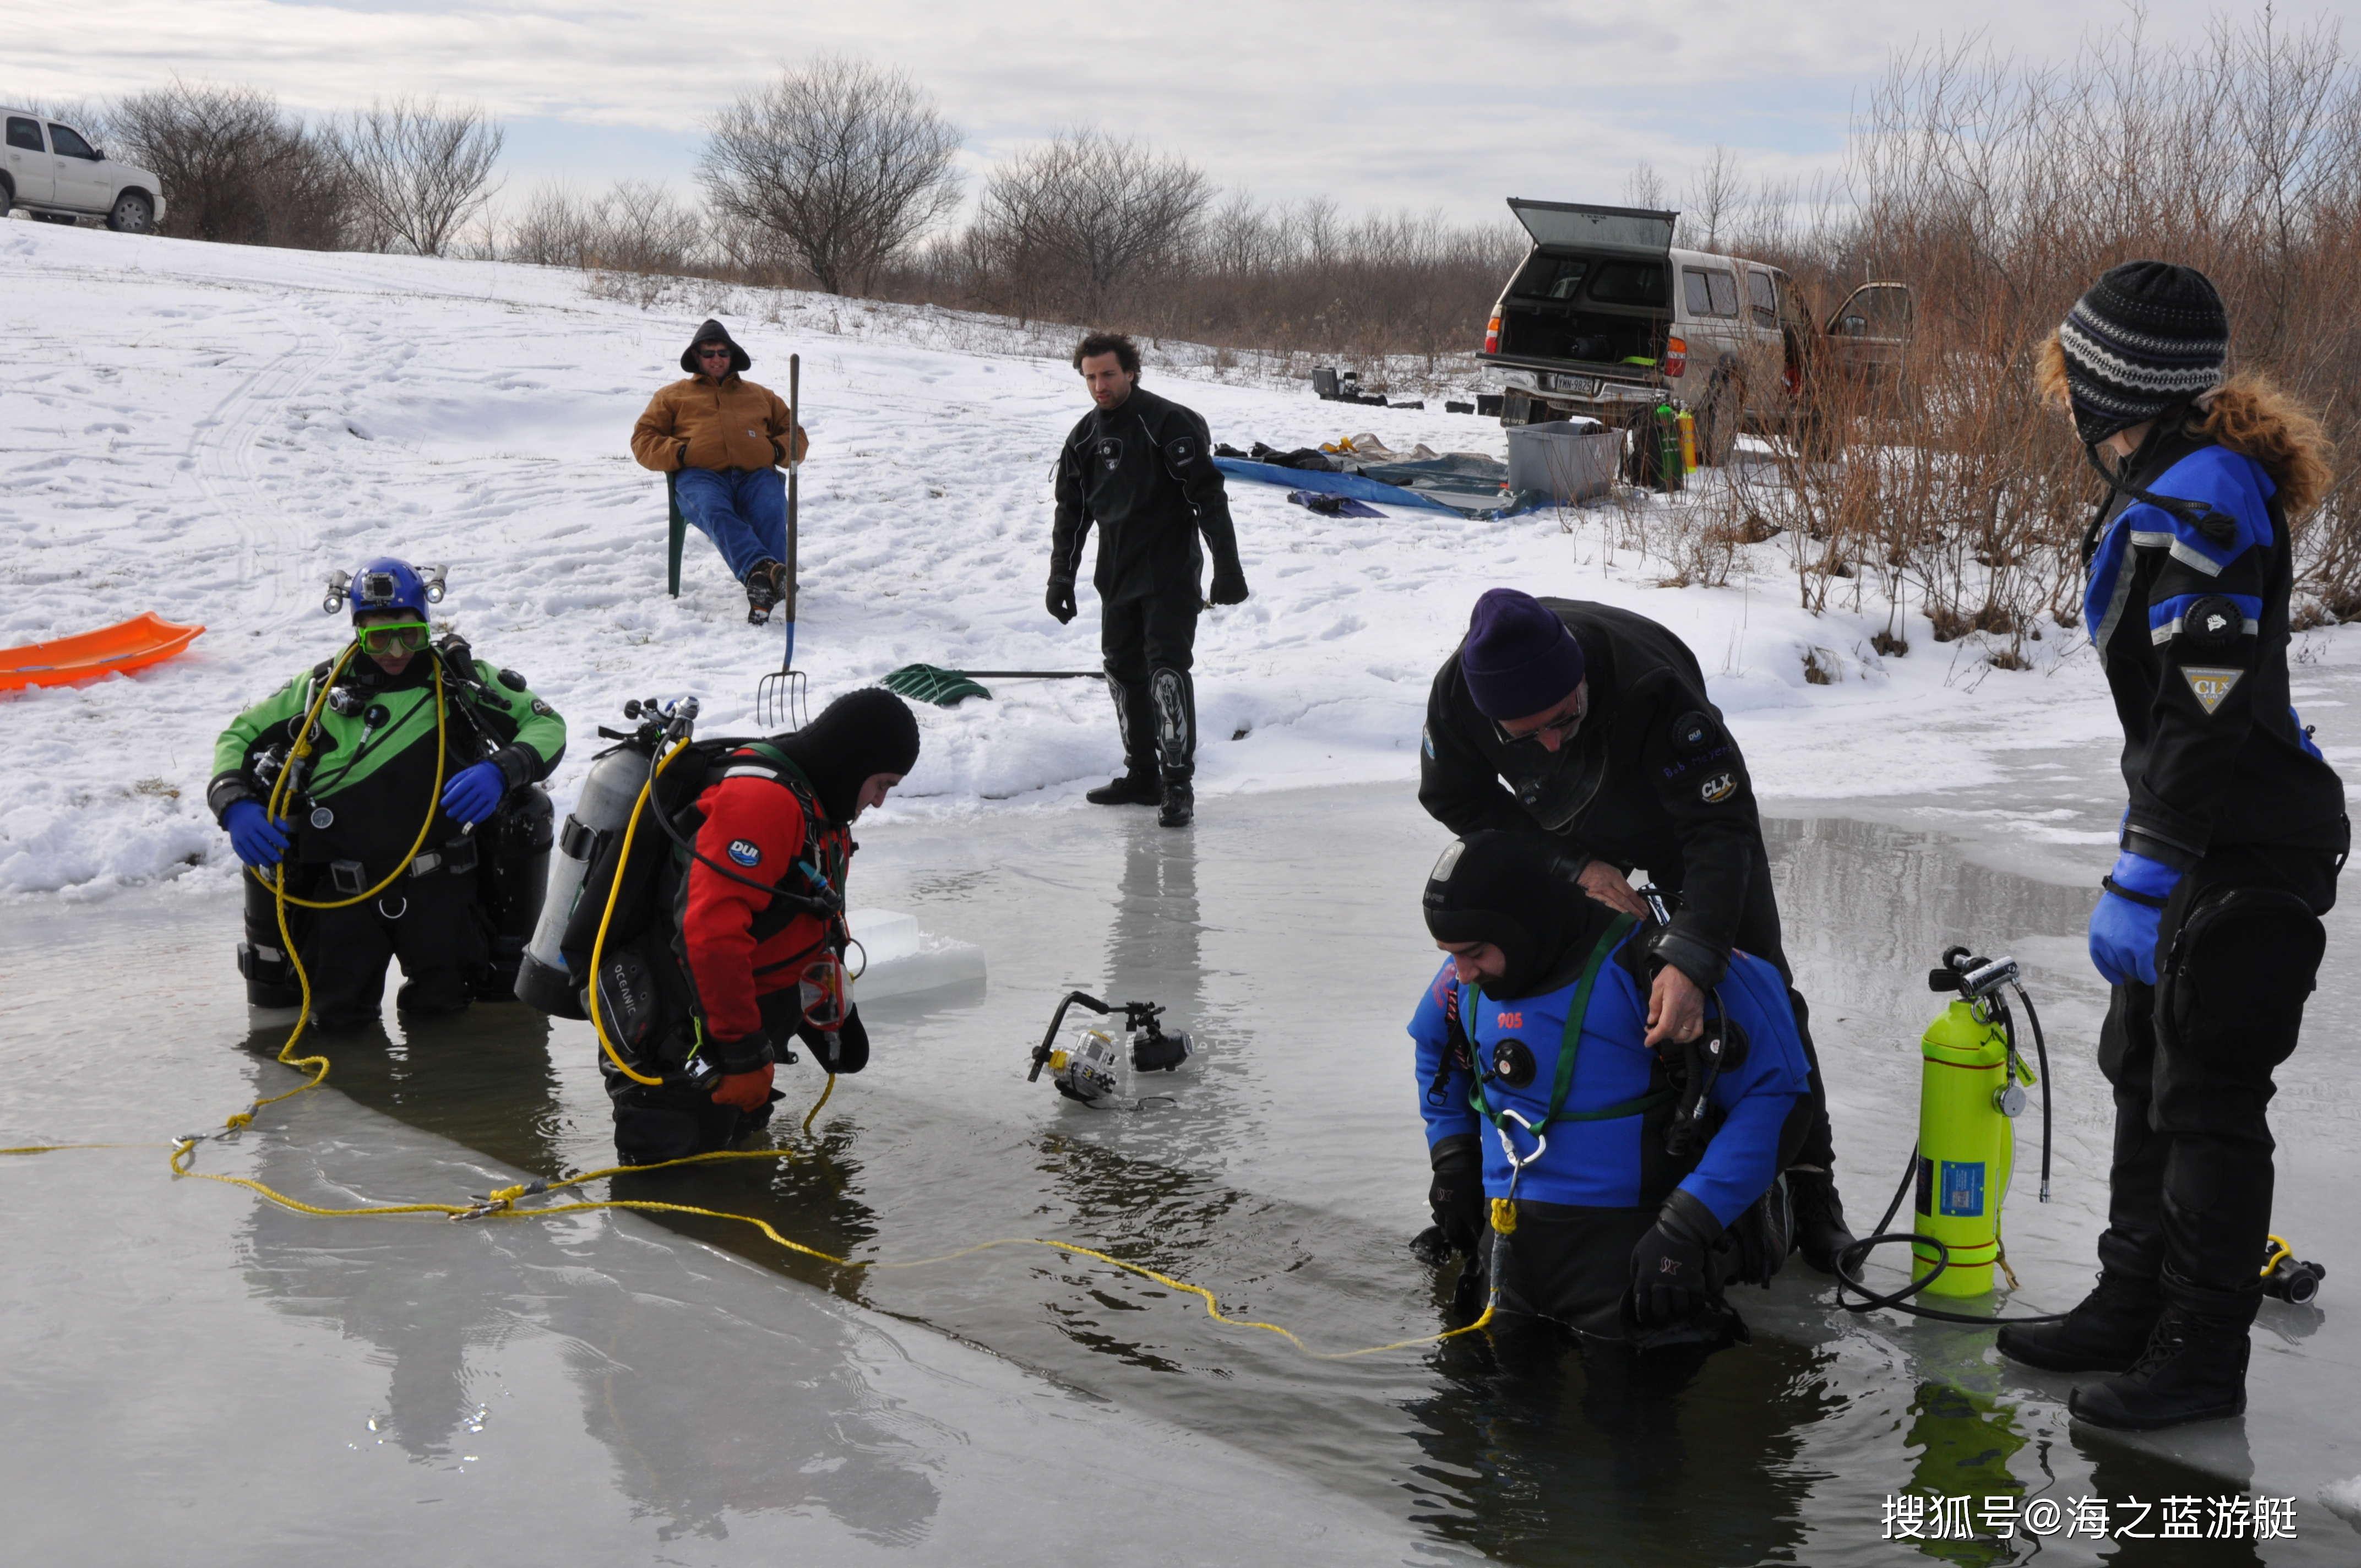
[{"x1": 0, "y1": 613, "x2": 205, "y2": 692}]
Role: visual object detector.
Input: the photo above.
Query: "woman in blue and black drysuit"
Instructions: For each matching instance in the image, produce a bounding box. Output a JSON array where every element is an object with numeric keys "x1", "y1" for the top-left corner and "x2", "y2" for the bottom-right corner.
[
  {"x1": 1994, "y1": 263, "x2": 2344, "y2": 1433},
  {"x1": 1410, "y1": 830, "x2": 1813, "y2": 1350}
]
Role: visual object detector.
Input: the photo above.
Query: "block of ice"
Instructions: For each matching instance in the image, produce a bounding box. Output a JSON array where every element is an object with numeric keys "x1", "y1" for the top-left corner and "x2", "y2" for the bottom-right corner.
[{"x1": 847, "y1": 907, "x2": 985, "y2": 1003}]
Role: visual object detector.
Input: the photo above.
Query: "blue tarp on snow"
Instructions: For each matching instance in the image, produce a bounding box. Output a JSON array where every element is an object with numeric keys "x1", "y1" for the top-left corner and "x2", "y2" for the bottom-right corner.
[{"x1": 1212, "y1": 457, "x2": 1543, "y2": 521}]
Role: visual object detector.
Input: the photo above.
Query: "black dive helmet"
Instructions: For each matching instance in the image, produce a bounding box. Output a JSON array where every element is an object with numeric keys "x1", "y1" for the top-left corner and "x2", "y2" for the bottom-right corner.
[{"x1": 1422, "y1": 831, "x2": 1614, "y2": 999}]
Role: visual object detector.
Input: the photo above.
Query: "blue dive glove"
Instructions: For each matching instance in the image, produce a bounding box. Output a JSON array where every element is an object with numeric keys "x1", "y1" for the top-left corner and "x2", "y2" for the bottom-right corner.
[
  {"x1": 2088, "y1": 851, "x2": 2182, "y2": 987},
  {"x1": 222, "y1": 799, "x2": 289, "y2": 868},
  {"x1": 440, "y1": 760, "x2": 508, "y2": 827}
]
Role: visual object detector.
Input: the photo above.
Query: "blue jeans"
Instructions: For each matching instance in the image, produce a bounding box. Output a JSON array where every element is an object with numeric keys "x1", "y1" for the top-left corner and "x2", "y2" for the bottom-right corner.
[{"x1": 675, "y1": 467, "x2": 787, "y2": 582}]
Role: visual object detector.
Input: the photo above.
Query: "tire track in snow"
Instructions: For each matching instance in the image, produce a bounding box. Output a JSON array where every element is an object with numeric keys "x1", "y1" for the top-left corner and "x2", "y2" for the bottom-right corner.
[{"x1": 183, "y1": 308, "x2": 341, "y2": 627}]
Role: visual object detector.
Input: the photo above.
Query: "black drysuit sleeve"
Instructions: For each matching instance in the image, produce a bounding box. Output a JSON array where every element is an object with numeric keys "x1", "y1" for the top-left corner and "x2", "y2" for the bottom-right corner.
[
  {"x1": 2120, "y1": 505, "x2": 2272, "y2": 868},
  {"x1": 1631, "y1": 684, "x2": 1756, "y2": 990},
  {"x1": 1049, "y1": 428, "x2": 1092, "y2": 584},
  {"x1": 1163, "y1": 406, "x2": 1242, "y2": 579}
]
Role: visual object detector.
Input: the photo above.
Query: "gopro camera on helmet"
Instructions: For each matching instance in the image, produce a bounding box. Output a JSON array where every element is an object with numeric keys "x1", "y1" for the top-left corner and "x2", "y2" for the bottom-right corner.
[
  {"x1": 1026, "y1": 991, "x2": 1194, "y2": 1104},
  {"x1": 322, "y1": 558, "x2": 449, "y2": 617}
]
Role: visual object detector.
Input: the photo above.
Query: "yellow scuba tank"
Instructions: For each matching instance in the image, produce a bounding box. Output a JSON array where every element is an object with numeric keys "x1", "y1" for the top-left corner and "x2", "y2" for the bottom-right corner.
[{"x1": 1913, "y1": 950, "x2": 2039, "y2": 1296}]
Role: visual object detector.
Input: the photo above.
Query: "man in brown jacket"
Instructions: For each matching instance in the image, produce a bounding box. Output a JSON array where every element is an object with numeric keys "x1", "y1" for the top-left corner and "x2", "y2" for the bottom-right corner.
[{"x1": 631, "y1": 319, "x2": 810, "y2": 624}]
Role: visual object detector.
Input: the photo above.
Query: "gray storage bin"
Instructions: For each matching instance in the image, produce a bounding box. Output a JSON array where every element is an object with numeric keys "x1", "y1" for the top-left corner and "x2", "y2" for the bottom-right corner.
[{"x1": 1506, "y1": 420, "x2": 1621, "y2": 503}]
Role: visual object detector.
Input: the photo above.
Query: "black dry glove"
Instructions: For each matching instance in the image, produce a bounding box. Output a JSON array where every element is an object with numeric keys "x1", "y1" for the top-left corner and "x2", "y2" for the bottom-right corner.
[
  {"x1": 797, "y1": 1005, "x2": 870, "y2": 1075},
  {"x1": 1629, "y1": 1188, "x2": 1724, "y2": 1327},
  {"x1": 1045, "y1": 574, "x2": 1078, "y2": 624},
  {"x1": 1207, "y1": 562, "x2": 1249, "y2": 606},
  {"x1": 674, "y1": 439, "x2": 690, "y2": 472},
  {"x1": 709, "y1": 1026, "x2": 777, "y2": 1076},
  {"x1": 1426, "y1": 1133, "x2": 1486, "y2": 1257}
]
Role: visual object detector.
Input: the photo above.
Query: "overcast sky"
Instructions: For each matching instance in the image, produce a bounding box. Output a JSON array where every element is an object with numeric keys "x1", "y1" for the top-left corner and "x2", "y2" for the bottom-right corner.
[{"x1": 8, "y1": 0, "x2": 2332, "y2": 227}]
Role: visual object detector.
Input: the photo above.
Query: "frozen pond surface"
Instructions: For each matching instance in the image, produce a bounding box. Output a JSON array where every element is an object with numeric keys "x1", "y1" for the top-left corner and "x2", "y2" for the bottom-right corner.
[{"x1": 6, "y1": 775, "x2": 2361, "y2": 1566}]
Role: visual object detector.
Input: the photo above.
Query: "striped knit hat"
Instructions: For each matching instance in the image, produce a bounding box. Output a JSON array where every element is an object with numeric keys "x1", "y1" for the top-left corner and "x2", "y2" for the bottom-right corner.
[{"x1": 2057, "y1": 262, "x2": 2228, "y2": 446}]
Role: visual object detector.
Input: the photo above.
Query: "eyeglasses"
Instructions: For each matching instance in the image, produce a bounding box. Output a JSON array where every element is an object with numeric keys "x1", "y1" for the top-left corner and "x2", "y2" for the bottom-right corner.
[
  {"x1": 356, "y1": 619, "x2": 431, "y2": 657},
  {"x1": 799, "y1": 959, "x2": 850, "y2": 1031},
  {"x1": 696, "y1": 346, "x2": 733, "y2": 360},
  {"x1": 1491, "y1": 692, "x2": 1586, "y2": 750}
]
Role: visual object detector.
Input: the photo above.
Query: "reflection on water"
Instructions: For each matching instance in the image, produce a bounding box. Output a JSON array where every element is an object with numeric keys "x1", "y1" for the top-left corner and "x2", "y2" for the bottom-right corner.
[
  {"x1": 227, "y1": 1011, "x2": 938, "y2": 1548},
  {"x1": 1406, "y1": 1327, "x2": 1830, "y2": 1566},
  {"x1": 189, "y1": 797, "x2": 2347, "y2": 1566}
]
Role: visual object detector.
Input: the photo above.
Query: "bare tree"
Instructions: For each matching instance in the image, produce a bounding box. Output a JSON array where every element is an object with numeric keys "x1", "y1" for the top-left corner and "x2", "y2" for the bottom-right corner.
[
  {"x1": 508, "y1": 178, "x2": 703, "y2": 273},
  {"x1": 110, "y1": 80, "x2": 351, "y2": 248},
  {"x1": 330, "y1": 97, "x2": 504, "y2": 256},
  {"x1": 1684, "y1": 145, "x2": 1742, "y2": 250},
  {"x1": 976, "y1": 128, "x2": 1211, "y2": 316},
  {"x1": 699, "y1": 56, "x2": 962, "y2": 295},
  {"x1": 1622, "y1": 160, "x2": 1668, "y2": 210}
]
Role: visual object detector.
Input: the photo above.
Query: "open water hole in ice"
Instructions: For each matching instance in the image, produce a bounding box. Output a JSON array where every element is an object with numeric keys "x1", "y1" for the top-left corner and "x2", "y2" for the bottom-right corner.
[{"x1": 5, "y1": 783, "x2": 2359, "y2": 1566}]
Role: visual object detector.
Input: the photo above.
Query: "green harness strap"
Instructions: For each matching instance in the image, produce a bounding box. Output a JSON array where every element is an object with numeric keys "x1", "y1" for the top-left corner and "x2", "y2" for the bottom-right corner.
[{"x1": 1466, "y1": 915, "x2": 1672, "y2": 1143}]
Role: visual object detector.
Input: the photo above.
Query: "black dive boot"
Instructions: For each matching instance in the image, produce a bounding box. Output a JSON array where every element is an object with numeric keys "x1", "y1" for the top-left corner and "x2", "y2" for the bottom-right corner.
[
  {"x1": 1086, "y1": 771, "x2": 1160, "y2": 806},
  {"x1": 1787, "y1": 1168, "x2": 1856, "y2": 1277},
  {"x1": 1996, "y1": 1271, "x2": 2162, "y2": 1373},
  {"x1": 744, "y1": 558, "x2": 785, "y2": 625},
  {"x1": 2069, "y1": 1309, "x2": 2249, "y2": 1431},
  {"x1": 1157, "y1": 780, "x2": 1195, "y2": 827},
  {"x1": 1091, "y1": 677, "x2": 1161, "y2": 804}
]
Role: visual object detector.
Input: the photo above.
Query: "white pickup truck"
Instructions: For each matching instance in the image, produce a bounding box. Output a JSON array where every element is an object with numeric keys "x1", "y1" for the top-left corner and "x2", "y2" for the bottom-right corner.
[
  {"x1": 3, "y1": 108, "x2": 166, "y2": 233},
  {"x1": 1477, "y1": 199, "x2": 1909, "y2": 462}
]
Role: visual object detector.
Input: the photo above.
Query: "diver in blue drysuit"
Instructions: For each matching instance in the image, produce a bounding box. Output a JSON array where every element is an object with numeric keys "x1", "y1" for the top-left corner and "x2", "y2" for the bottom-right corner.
[{"x1": 1411, "y1": 831, "x2": 1813, "y2": 1349}]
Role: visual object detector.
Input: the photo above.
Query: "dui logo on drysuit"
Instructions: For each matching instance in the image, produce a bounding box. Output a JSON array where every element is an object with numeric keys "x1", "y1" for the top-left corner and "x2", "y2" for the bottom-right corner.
[
  {"x1": 1699, "y1": 771, "x2": 1738, "y2": 804},
  {"x1": 2182, "y1": 666, "x2": 2244, "y2": 715},
  {"x1": 727, "y1": 839, "x2": 763, "y2": 867}
]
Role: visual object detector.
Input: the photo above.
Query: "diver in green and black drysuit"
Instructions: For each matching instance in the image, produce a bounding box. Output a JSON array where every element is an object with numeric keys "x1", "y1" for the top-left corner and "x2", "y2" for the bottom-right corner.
[{"x1": 209, "y1": 557, "x2": 566, "y2": 1029}]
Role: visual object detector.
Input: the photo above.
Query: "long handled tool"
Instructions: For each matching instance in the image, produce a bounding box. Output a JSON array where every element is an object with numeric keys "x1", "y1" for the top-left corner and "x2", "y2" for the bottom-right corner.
[
  {"x1": 757, "y1": 353, "x2": 808, "y2": 729},
  {"x1": 882, "y1": 663, "x2": 1103, "y2": 708}
]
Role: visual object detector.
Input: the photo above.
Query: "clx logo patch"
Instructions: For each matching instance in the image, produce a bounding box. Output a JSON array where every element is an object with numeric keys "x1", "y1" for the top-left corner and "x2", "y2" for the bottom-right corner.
[
  {"x1": 1699, "y1": 771, "x2": 1738, "y2": 804},
  {"x1": 2182, "y1": 666, "x2": 2243, "y2": 715},
  {"x1": 727, "y1": 839, "x2": 763, "y2": 867}
]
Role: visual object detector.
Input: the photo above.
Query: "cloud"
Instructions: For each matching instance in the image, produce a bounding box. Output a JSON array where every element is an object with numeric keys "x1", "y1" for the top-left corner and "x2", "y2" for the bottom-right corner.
[{"x1": 7, "y1": 0, "x2": 2268, "y2": 220}]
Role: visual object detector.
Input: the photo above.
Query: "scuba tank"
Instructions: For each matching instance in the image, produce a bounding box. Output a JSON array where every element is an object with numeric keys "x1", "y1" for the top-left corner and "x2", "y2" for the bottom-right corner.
[
  {"x1": 515, "y1": 738, "x2": 658, "y2": 1018},
  {"x1": 1913, "y1": 951, "x2": 2039, "y2": 1296}
]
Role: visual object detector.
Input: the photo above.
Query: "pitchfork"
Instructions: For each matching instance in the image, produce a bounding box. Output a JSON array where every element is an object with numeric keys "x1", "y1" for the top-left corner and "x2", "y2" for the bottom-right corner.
[{"x1": 756, "y1": 352, "x2": 808, "y2": 730}]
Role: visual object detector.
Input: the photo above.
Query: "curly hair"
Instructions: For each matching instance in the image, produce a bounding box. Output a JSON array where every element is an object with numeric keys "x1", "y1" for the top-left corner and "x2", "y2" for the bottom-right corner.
[
  {"x1": 2037, "y1": 330, "x2": 2335, "y2": 516},
  {"x1": 1071, "y1": 331, "x2": 1141, "y2": 377}
]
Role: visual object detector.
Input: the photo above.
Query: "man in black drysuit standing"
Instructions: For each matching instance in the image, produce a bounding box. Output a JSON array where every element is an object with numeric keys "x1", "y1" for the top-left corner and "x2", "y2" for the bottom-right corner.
[
  {"x1": 1046, "y1": 331, "x2": 1249, "y2": 828},
  {"x1": 1417, "y1": 587, "x2": 1854, "y2": 1274}
]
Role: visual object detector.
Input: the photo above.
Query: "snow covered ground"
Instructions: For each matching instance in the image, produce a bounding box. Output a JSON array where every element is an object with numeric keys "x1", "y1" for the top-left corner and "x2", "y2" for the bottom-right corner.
[{"x1": 6, "y1": 217, "x2": 2360, "y2": 896}]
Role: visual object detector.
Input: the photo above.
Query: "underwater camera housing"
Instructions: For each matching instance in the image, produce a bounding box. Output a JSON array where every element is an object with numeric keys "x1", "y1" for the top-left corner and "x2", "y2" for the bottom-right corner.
[
  {"x1": 1026, "y1": 992, "x2": 1194, "y2": 1104},
  {"x1": 2262, "y1": 1235, "x2": 2326, "y2": 1306}
]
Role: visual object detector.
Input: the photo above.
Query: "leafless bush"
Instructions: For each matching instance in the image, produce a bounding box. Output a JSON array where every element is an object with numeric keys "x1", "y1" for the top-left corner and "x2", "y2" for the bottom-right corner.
[
  {"x1": 969, "y1": 129, "x2": 1212, "y2": 320},
  {"x1": 329, "y1": 97, "x2": 503, "y2": 256},
  {"x1": 1715, "y1": 7, "x2": 2361, "y2": 651},
  {"x1": 699, "y1": 57, "x2": 961, "y2": 295},
  {"x1": 507, "y1": 179, "x2": 701, "y2": 273},
  {"x1": 108, "y1": 80, "x2": 352, "y2": 248}
]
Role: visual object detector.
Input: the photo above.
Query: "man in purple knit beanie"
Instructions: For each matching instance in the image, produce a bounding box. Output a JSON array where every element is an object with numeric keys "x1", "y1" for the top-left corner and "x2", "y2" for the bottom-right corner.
[{"x1": 1416, "y1": 588, "x2": 1853, "y2": 1277}]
